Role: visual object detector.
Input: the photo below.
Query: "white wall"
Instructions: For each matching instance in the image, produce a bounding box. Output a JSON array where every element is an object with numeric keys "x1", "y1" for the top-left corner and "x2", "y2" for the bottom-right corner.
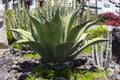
[
  {"x1": 88, "y1": 0, "x2": 118, "y2": 14},
  {"x1": 101, "y1": 0, "x2": 116, "y2": 14}
]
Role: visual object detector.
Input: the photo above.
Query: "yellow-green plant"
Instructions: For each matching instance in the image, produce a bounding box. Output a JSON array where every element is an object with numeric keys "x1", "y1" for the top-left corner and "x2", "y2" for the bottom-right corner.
[
  {"x1": 11, "y1": 9, "x2": 107, "y2": 68},
  {"x1": 22, "y1": 53, "x2": 40, "y2": 60},
  {"x1": 26, "y1": 66, "x2": 108, "y2": 80},
  {"x1": 87, "y1": 25, "x2": 107, "y2": 39}
]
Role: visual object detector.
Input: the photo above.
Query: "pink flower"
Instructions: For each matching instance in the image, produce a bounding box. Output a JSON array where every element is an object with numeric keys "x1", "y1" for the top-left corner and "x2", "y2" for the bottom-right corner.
[{"x1": 98, "y1": 12, "x2": 120, "y2": 27}]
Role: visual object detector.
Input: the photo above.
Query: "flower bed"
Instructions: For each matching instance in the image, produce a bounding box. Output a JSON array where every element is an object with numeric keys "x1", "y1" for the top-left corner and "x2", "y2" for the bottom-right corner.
[{"x1": 98, "y1": 12, "x2": 120, "y2": 27}]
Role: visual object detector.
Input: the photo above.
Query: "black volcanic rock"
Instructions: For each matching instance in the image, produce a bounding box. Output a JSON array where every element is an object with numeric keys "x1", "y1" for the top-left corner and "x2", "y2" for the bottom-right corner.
[{"x1": 112, "y1": 28, "x2": 120, "y2": 64}]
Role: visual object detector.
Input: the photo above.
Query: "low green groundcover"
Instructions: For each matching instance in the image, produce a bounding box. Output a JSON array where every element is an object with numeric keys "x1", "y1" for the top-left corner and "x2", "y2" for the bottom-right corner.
[{"x1": 26, "y1": 66, "x2": 109, "y2": 80}]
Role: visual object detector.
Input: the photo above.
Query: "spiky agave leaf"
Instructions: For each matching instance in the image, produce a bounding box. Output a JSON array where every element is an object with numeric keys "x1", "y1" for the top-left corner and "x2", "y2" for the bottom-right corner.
[
  {"x1": 20, "y1": 41, "x2": 53, "y2": 61},
  {"x1": 28, "y1": 15, "x2": 42, "y2": 42},
  {"x1": 11, "y1": 29, "x2": 34, "y2": 41},
  {"x1": 62, "y1": 9, "x2": 79, "y2": 42},
  {"x1": 68, "y1": 33, "x2": 89, "y2": 56},
  {"x1": 55, "y1": 42, "x2": 74, "y2": 62},
  {"x1": 75, "y1": 20, "x2": 98, "y2": 43},
  {"x1": 66, "y1": 21, "x2": 90, "y2": 42},
  {"x1": 51, "y1": 8, "x2": 63, "y2": 42},
  {"x1": 40, "y1": 21, "x2": 61, "y2": 58},
  {"x1": 68, "y1": 38, "x2": 108, "y2": 60}
]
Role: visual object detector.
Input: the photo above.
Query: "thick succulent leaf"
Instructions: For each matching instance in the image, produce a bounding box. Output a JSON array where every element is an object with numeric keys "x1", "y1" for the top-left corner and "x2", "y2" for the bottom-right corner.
[
  {"x1": 21, "y1": 41, "x2": 53, "y2": 61},
  {"x1": 69, "y1": 38, "x2": 108, "y2": 60},
  {"x1": 63, "y1": 10, "x2": 79, "y2": 42},
  {"x1": 68, "y1": 9, "x2": 79, "y2": 29},
  {"x1": 30, "y1": 22, "x2": 39, "y2": 42},
  {"x1": 78, "y1": 33, "x2": 88, "y2": 43},
  {"x1": 55, "y1": 42, "x2": 74, "y2": 62},
  {"x1": 29, "y1": 14, "x2": 42, "y2": 27},
  {"x1": 51, "y1": 8, "x2": 63, "y2": 42},
  {"x1": 62, "y1": 13, "x2": 72, "y2": 42},
  {"x1": 70, "y1": 33, "x2": 89, "y2": 54},
  {"x1": 11, "y1": 29, "x2": 34, "y2": 41},
  {"x1": 40, "y1": 21, "x2": 61, "y2": 58},
  {"x1": 62, "y1": 14, "x2": 72, "y2": 28},
  {"x1": 41, "y1": 21, "x2": 61, "y2": 46},
  {"x1": 51, "y1": 8, "x2": 61, "y2": 26},
  {"x1": 67, "y1": 21, "x2": 90, "y2": 41},
  {"x1": 29, "y1": 14, "x2": 42, "y2": 42},
  {"x1": 16, "y1": 39, "x2": 29, "y2": 43},
  {"x1": 75, "y1": 20, "x2": 98, "y2": 42}
]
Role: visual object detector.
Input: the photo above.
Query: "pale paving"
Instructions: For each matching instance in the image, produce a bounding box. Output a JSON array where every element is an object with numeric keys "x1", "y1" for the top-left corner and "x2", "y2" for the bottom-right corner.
[{"x1": 0, "y1": 1, "x2": 8, "y2": 50}]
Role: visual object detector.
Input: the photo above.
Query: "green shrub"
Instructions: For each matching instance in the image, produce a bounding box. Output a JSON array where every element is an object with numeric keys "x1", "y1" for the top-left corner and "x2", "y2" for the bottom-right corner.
[{"x1": 87, "y1": 25, "x2": 107, "y2": 39}]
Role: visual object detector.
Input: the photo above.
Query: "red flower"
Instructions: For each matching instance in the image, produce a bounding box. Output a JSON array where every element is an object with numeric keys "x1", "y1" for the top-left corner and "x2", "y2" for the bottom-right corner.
[{"x1": 98, "y1": 12, "x2": 120, "y2": 27}]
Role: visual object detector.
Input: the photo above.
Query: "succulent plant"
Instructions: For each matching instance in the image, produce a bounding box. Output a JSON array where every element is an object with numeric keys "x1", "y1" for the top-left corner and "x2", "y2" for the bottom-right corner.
[
  {"x1": 11, "y1": 9, "x2": 107, "y2": 68},
  {"x1": 91, "y1": 31, "x2": 111, "y2": 70}
]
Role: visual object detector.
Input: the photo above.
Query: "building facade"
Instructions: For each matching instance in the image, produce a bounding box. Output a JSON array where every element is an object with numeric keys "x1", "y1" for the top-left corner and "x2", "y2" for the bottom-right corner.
[
  {"x1": 2, "y1": 0, "x2": 120, "y2": 15},
  {"x1": 87, "y1": 0, "x2": 120, "y2": 15}
]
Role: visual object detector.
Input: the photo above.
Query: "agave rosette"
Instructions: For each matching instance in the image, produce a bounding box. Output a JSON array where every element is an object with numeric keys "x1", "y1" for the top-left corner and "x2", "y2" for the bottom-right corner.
[{"x1": 11, "y1": 9, "x2": 107, "y2": 64}]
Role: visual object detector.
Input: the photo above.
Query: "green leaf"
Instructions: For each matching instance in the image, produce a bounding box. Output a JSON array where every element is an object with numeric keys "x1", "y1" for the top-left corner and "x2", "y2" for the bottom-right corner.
[
  {"x1": 11, "y1": 43, "x2": 22, "y2": 50},
  {"x1": 70, "y1": 33, "x2": 89, "y2": 54},
  {"x1": 62, "y1": 13, "x2": 72, "y2": 42},
  {"x1": 55, "y1": 42, "x2": 74, "y2": 62},
  {"x1": 78, "y1": 33, "x2": 89, "y2": 43},
  {"x1": 51, "y1": 8, "x2": 63, "y2": 42},
  {"x1": 63, "y1": 10, "x2": 79, "y2": 42},
  {"x1": 30, "y1": 22, "x2": 39, "y2": 42},
  {"x1": 11, "y1": 29, "x2": 34, "y2": 41},
  {"x1": 68, "y1": 9, "x2": 79, "y2": 30},
  {"x1": 41, "y1": 21, "x2": 61, "y2": 46},
  {"x1": 51, "y1": 8, "x2": 61, "y2": 26},
  {"x1": 7, "y1": 30, "x2": 16, "y2": 44},
  {"x1": 16, "y1": 39, "x2": 29, "y2": 43},
  {"x1": 22, "y1": 41, "x2": 53, "y2": 61},
  {"x1": 29, "y1": 14, "x2": 42, "y2": 42},
  {"x1": 40, "y1": 21, "x2": 61, "y2": 58},
  {"x1": 75, "y1": 20, "x2": 98, "y2": 42},
  {"x1": 67, "y1": 21, "x2": 90, "y2": 41},
  {"x1": 69, "y1": 38, "x2": 108, "y2": 60}
]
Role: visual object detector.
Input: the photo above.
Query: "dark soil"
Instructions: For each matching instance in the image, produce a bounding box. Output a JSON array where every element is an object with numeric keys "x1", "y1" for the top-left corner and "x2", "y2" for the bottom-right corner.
[{"x1": 0, "y1": 48, "x2": 120, "y2": 80}]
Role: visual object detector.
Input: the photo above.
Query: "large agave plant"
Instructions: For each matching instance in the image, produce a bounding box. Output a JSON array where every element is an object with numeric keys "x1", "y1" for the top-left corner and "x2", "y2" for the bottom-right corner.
[{"x1": 11, "y1": 9, "x2": 107, "y2": 67}]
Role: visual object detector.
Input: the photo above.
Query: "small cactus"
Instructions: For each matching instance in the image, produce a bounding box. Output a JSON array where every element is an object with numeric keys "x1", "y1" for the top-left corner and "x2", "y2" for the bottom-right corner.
[{"x1": 92, "y1": 31, "x2": 111, "y2": 70}]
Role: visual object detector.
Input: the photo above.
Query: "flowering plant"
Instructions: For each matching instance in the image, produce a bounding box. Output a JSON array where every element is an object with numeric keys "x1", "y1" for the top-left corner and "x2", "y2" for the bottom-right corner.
[{"x1": 99, "y1": 12, "x2": 120, "y2": 27}]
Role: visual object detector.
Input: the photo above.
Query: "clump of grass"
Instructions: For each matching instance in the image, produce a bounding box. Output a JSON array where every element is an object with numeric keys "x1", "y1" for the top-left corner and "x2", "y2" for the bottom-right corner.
[{"x1": 22, "y1": 53, "x2": 40, "y2": 60}]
